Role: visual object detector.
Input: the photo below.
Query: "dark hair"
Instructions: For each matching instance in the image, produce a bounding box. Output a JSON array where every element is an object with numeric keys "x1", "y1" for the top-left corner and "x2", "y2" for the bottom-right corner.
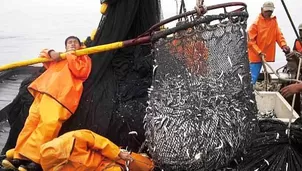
[{"x1": 64, "y1": 36, "x2": 81, "y2": 46}]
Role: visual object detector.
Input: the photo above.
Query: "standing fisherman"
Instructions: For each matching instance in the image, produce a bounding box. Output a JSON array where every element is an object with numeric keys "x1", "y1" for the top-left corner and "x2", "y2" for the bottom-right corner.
[{"x1": 248, "y1": 1, "x2": 290, "y2": 84}]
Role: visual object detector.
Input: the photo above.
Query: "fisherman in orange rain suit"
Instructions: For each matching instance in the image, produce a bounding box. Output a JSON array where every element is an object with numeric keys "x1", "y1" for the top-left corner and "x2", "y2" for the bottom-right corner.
[
  {"x1": 1, "y1": 36, "x2": 92, "y2": 171},
  {"x1": 293, "y1": 23, "x2": 302, "y2": 53},
  {"x1": 248, "y1": 1, "x2": 290, "y2": 84},
  {"x1": 39, "y1": 129, "x2": 154, "y2": 171},
  {"x1": 279, "y1": 23, "x2": 302, "y2": 115}
]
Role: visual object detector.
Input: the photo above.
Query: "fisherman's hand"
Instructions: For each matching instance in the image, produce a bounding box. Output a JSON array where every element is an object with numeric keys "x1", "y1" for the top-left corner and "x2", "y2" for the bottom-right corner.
[
  {"x1": 118, "y1": 150, "x2": 133, "y2": 162},
  {"x1": 280, "y1": 83, "x2": 302, "y2": 98},
  {"x1": 258, "y1": 52, "x2": 266, "y2": 60},
  {"x1": 48, "y1": 50, "x2": 61, "y2": 61},
  {"x1": 282, "y1": 45, "x2": 291, "y2": 54}
]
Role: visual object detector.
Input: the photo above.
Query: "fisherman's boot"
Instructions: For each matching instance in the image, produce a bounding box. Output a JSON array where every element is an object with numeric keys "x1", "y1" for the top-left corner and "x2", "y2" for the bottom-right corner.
[
  {"x1": 5, "y1": 149, "x2": 15, "y2": 160},
  {"x1": 2, "y1": 159, "x2": 29, "y2": 170},
  {"x1": 18, "y1": 162, "x2": 42, "y2": 171}
]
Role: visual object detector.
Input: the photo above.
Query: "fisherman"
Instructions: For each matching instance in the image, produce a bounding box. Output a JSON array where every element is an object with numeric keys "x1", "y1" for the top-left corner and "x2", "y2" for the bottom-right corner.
[
  {"x1": 39, "y1": 129, "x2": 153, "y2": 171},
  {"x1": 1, "y1": 0, "x2": 160, "y2": 167},
  {"x1": 58, "y1": 0, "x2": 160, "y2": 155},
  {"x1": 281, "y1": 82, "x2": 302, "y2": 99},
  {"x1": 248, "y1": 1, "x2": 291, "y2": 84},
  {"x1": 2, "y1": 36, "x2": 92, "y2": 171},
  {"x1": 293, "y1": 23, "x2": 302, "y2": 53},
  {"x1": 0, "y1": 31, "x2": 97, "y2": 156},
  {"x1": 280, "y1": 23, "x2": 302, "y2": 115}
]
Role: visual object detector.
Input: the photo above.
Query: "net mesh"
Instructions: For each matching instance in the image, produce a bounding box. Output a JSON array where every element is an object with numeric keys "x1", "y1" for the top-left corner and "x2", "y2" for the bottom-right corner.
[
  {"x1": 238, "y1": 119, "x2": 302, "y2": 171},
  {"x1": 144, "y1": 12, "x2": 258, "y2": 170}
]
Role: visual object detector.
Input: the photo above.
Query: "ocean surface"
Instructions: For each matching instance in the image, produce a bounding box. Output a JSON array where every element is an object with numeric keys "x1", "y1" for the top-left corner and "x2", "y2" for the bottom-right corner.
[{"x1": 0, "y1": 0, "x2": 100, "y2": 66}]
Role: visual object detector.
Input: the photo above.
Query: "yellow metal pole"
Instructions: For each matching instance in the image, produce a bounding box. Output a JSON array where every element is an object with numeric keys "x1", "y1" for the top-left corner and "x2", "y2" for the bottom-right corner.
[{"x1": 0, "y1": 41, "x2": 124, "y2": 72}]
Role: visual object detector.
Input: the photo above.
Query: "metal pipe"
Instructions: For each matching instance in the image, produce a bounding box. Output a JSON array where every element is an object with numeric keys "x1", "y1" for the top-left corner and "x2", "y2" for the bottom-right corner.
[
  {"x1": 142, "y1": 2, "x2": 247, "y2": 36},
  {"x1": 287, "y1": 57, "x2": 302, "y2": 141}
]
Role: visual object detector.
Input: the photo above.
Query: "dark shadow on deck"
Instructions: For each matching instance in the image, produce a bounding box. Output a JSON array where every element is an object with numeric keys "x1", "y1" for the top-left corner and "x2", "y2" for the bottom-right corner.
[{"x1": 0, "y1": 66, "x2": 41, "y2": 152}]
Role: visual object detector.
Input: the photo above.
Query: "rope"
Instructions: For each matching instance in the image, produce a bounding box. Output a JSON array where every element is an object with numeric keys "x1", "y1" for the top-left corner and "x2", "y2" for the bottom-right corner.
[
  {"x1": 287, "y1": 57, "x2": 302, "y2": 140},
  {"x1": 276, "y1": 64, "x2": 288, "y2": 75},
  {"x1": 262, "y1": 58, "x2": 269, "y2": 91},
  {"x1": 261, "y1": 56, "x2": 302, "y2": 84},
  {"x1": 178, "y1": 0, "x2": 188, "y2": 21},
  {"x1": 179, "y1": 0, "x2": 187, "y2": 14}
]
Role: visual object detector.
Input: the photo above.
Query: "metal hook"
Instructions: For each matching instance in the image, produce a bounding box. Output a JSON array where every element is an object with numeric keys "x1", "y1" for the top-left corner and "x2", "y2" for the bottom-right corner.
[{"x1": 195, "y1": 0, "x2": 207, "y2": 17}]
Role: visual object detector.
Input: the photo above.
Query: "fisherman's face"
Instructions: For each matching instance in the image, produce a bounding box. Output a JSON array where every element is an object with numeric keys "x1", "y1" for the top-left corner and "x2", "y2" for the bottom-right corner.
[
  {"x1": 65, "y1": 38, "x2": 81, "y2": 51},
  {"x1": 261, "y1": 8, "x2": 273, "y2": 19}
]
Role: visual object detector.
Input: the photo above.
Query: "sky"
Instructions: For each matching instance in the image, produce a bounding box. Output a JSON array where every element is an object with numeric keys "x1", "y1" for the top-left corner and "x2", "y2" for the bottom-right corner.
[
  {"x1": 0, "y1": 0, "x2": 301, "y2": 69},
  {"x1": 0, "y1": 0, "x2": 101, "y2": 64}
]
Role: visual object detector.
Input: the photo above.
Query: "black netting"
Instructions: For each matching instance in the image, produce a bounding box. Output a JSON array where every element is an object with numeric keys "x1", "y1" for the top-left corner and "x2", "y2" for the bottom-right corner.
[
  {"x1": 144, "y1": 12, "x2": 258, "y2": 170},
  {"x1": 59, "y1": 0, "x2": 161, "y2": 152},
  {"x1": 238, "y1": 119, "x2": 302, "y2": 171}
]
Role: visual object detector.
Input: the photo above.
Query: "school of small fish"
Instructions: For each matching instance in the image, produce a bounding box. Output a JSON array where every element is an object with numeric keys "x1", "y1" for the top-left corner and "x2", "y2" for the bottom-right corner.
[{"x1": 144, "y1": 17, "x2": 258, "y2": 170}]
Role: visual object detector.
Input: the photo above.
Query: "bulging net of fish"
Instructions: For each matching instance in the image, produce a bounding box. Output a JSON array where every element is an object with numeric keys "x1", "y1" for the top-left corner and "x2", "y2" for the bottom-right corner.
[{"x1": 144, "y1": 11, "x2": 258, "y2": 170}]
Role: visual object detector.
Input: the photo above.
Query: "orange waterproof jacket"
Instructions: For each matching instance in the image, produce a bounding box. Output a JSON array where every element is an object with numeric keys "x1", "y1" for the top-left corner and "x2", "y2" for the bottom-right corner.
[
  {"x1": 40, "y1": 129, "x2": 121, "y2": 171},
  {"x1": 40, "y1": 129, "x2": 154, "y2": 171},
  {"x1": 248, "y1": 14, "x2": 287, "y2": 63},
  {"x1": 293, "y1": 39, "x2": 302, "y2": 53},
  {"x1": 28, "y1": 49, "x2": 91, "y2": 113}
]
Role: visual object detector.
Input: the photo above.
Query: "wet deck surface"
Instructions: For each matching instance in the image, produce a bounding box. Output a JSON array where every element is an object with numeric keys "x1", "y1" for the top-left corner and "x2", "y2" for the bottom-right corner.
[{"x1": 0, "y1": 72, "x2": 35, "y2": 152}]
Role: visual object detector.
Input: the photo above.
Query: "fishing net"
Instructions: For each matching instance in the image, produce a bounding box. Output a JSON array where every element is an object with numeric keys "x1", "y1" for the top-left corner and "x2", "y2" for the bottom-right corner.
[
  {"x1": 59, "y1": 0, "x2": 161, "y2": 153},
  {"x1": 238, "y1": 118, "x2": 302, "y2": 171},
  {"x1": 144, "y1": 8, "x2": 258, "y2": 170}
]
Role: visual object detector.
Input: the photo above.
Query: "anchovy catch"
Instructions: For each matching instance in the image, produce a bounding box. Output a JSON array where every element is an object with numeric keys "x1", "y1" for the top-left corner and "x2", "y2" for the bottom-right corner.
[{"x1": 144, "y1": 16, "x2": 258, "y2": 170}]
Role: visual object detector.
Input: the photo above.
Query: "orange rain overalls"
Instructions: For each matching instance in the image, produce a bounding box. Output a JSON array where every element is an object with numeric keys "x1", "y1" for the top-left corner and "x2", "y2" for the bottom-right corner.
[
  {"x1": 248, "y1": 14, "x2": 288, "y2": 84},
  {"x1": 248, "y1": 14, "x2": 287, "y2": 63},
  {"x1": 13, "y1": 49, "x2": 92, "y2": 164},
  {"x1": 40, "y1": 129, "x2": 154, "y2": 171}
]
